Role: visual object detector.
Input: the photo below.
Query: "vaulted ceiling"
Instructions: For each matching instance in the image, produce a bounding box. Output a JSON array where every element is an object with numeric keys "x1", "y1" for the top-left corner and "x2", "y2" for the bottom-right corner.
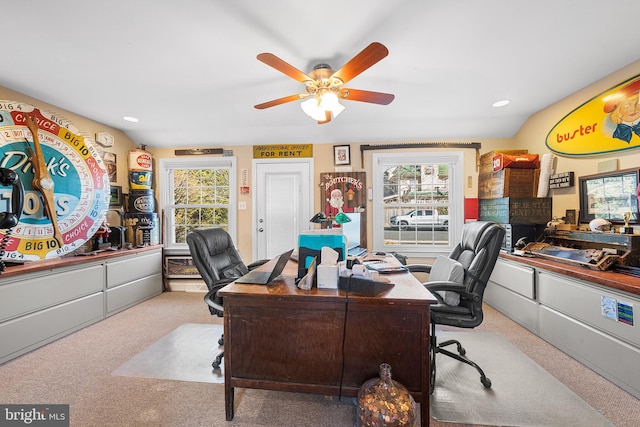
[{"x1": 3, "y1": 0, "x2": 639, "y2": 148}]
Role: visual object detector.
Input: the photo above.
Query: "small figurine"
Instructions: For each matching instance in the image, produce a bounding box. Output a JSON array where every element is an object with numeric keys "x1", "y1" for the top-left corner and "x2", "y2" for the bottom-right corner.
[{"x1": 93, "y1": 221, "x2": 111, "y2": 250}]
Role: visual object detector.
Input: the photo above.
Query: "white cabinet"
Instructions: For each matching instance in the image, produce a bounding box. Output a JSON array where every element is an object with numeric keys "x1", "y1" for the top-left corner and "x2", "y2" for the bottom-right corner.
[
  {"x1": 0, "y1": 247, "x2": 162, "y2": 364},
  {"x1": 487, "y1": 255, "x2": 640, "y2": 399},
  {"x1": 485, "y1": 258, "x2": 538, "y2": 333},
  {"x1": 538, "y1": 271, "x2": 640, "y2": 398},
  {"x1": 105, "y1": 251, "x2": 163, "y2": 316}
]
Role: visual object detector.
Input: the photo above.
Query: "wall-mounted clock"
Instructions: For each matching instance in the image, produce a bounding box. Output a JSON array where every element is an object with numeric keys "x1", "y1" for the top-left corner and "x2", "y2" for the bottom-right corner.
[
  {"x1": 95, "y1": 131, "x2": 114, "y2": 147},
  {"x1": 0, "y1": 101, "x2": 110, "y2": 260}
]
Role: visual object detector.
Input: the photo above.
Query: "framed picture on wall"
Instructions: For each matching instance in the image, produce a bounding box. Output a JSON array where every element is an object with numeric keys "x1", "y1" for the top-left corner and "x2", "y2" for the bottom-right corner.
[
  {"x1": 565, "y1": 209, "x2": 577, "y2": 225},
  {"x1": 333, "y1": 145, "x2": 351, "y2": 165},
  {"x1": 100, "y1": 151, "x2": 117, "y2": 183}
]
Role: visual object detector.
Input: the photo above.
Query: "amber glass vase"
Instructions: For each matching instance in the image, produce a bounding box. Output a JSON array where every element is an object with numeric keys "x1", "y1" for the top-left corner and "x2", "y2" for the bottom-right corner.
[{"x1": 356, "y1": 363, "x2": 417, "y2": 427}]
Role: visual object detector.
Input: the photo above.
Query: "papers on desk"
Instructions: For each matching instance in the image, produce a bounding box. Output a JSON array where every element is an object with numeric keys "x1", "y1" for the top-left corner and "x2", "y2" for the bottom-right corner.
[{"x1": 364, "y1": 262, "x2": 408, "y2": 274}]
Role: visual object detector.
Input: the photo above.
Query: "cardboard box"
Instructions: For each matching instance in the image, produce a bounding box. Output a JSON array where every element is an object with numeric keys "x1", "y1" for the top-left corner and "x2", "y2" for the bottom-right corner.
[
  {"x1": 478, "y1": 197, "x2": 552, "y2": 224},
  {"x1": 478, "y1": 168, "x2": 540, "y2": 199},
  {"x1": 479, "y1": 149, "x2": 528, "y2": 175}
]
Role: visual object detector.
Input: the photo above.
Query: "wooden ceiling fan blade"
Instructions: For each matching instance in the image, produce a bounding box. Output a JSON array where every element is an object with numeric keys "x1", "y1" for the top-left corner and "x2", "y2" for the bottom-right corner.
[
  {"x1": 257, "y1": 53, "x2": 313, "y2": 83},
  {"x1": 331, "y1": 42, "x2": 389, "y2": 84},
  {"x1": 318, "y1": 110, "x2": 331, "y2": 124},
  {"x1": 341, "y1": 88, "x2": 395, "y2": 105},
  {"x1": 254, "y1": 94, "x2": 308, "y2": 109}
]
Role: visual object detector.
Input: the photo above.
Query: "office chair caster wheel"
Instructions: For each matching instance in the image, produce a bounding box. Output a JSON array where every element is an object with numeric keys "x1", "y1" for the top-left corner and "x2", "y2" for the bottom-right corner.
[
  {"x1": 481, "y1": 376, "x2": 492, "y2": 388},
  {"x1": 218, "y1": 337, "x2": 224, "y2": 346},
  {"x1": 212, "y1": 354, "x2": 223, "y2": 370}
]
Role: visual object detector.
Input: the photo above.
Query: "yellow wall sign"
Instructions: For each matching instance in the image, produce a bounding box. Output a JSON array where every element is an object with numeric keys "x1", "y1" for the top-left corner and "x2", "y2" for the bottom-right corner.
[
  {"x1": 253, "y1": 144, "x2": 313, "y2": 159},
  {"x1": 546, "y1": 74, "x2": 640, "y2": 156}
]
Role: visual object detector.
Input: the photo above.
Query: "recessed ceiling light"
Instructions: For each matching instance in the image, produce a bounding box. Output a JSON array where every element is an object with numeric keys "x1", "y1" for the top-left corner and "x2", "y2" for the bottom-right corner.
[
  {"x1": 122, "y1": 116, "x2": 139, "y2": 122},
  {"x1": 492, "y1": 99, "x2": 510, "y2": 108}
]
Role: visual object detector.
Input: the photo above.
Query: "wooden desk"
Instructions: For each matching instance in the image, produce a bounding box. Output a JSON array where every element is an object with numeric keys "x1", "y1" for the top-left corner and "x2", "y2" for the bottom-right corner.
[{"x1": 219, "y1": 257, "x2": 436, "y2": 426}]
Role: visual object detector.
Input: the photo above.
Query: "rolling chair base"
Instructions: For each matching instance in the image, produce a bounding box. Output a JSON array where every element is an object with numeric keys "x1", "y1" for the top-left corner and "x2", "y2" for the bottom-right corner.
[
  {"x1": 212, "y1": 352, "x2": 224, "y2": 370},
  {"x1": 212, "y1": 334, "x2": 224, "y2": 370},
  {"x1": 430, "y1": 325, "x2": 492, "y2": 393}
]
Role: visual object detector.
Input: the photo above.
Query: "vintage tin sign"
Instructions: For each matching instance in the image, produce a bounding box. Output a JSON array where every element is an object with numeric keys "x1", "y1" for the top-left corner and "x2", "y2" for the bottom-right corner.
[{"x1": 546, "y1": 74, "x2": 640, "y2": 156}]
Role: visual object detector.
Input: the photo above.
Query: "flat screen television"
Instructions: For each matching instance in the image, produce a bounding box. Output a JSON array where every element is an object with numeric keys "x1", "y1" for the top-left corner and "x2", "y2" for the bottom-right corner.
[{"x1": 579, "y1": 168, "x2": 640, "y2": 224}]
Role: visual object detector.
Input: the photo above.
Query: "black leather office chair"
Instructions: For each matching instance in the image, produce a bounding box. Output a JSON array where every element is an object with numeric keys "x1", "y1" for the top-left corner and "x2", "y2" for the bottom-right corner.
[
  {"x1": 186, "y1": 227, "x2": 268, "y2": 369},
  {"x1": 407, "y1": 221, "x2": 505, "y2": 392}
]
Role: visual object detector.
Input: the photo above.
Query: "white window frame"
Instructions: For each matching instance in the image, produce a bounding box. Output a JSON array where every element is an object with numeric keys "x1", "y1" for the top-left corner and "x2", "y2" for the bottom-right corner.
[
  {"x1": 372, "y1": 151, "x2": 464, "y2": 256},
  {"x1": 159, "y1": 156, "x2": 237, "y2": 254}
]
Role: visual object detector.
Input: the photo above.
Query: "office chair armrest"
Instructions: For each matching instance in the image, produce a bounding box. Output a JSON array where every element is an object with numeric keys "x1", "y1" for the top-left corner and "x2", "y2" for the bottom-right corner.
[
  {"x1": 426, "y1": 280, "x2": 480, "y2": 302},
  {"x1": 424, "y1": 280, "x2": 465, "y2": 293},
  {"x1": 204, "y1": 287, "x2": 224, "y2": 315},
  {"x1": 405, "y1": 264, "x2": 433, "y2": 274},
  {"x1": 247, "y1": 259, "x2": 270, "y2": 270},
  {"x1": 203, "y1": 277, "x2": 237, "y2": 315}
]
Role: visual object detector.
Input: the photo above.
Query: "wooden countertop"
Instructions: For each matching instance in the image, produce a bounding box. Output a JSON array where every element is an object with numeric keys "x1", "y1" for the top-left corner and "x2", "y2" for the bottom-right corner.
[
  {"x1": 0, "y1": 245, "x2": 163, "y2": 279},
  {"x1": 500, "y1": 252, "x2": 640, "y2": 296}
]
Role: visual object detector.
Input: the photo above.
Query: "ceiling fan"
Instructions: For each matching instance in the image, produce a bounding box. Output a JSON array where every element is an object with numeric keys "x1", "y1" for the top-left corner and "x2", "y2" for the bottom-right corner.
[{"x1": 254, "y1": 42, "x2": 395, "y2": 124}]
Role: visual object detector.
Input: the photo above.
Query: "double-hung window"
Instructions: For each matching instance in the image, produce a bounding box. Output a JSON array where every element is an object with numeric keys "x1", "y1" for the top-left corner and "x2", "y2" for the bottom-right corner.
[
  {"x1": 159, "y1": 157, "x2": 237, "y2": 251},
  {"x1": 372, "y1": 152, "x2": 463, "y2": 256}
]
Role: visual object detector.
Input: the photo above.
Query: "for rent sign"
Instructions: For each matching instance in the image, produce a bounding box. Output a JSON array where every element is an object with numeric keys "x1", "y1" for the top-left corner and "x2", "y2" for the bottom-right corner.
[{"x1": 253, "y1": 144, "x2": 313, "y2": 158}]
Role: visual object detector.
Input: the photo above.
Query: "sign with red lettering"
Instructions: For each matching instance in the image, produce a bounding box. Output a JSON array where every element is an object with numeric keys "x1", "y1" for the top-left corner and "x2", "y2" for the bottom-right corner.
[
  {"x1": 546, "y1": 73, "x2": 640, "y2": 156},
  {"x1": 0, "y1": 101, "x2": 110, "y2": 260}
]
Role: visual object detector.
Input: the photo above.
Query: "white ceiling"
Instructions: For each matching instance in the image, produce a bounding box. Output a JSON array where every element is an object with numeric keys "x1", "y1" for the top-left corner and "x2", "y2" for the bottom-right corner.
[{"x1": 3, "y1": 0, "x2": 640, "y2": 149}]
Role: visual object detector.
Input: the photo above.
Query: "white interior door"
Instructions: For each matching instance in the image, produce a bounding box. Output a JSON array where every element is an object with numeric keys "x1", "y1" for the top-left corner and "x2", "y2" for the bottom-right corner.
[{"x1": 254, "y1": 159, "x2": 313, "y2": 260}]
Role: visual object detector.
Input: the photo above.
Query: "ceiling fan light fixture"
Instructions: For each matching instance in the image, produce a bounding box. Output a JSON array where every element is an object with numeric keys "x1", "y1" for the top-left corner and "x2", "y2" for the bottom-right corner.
[
  {"x1": 257, "y1": 42, "x2": 392, "y2": 122},
  {"x1": 301, "y1": 97, "x2": 327, "y2": 121},
  {"x1": 320, "y1": 91, "x2": 345, "y2": 117}
]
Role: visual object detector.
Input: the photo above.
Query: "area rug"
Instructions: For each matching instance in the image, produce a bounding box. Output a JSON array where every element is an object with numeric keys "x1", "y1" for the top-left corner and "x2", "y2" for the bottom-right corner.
[
  {"x1": 430, "y1": 331, "x2": 614, "y2": 426},
  {"x1": 112, "y1": 323, "x2": 224, "y2": 384}
]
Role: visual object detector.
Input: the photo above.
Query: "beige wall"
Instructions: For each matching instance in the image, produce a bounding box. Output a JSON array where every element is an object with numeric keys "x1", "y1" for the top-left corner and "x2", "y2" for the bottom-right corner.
[
  {"x1": 513, "y1": 59, "x2": 640, "y2": 220},
  {"x1": 0, "y1": 86, "x2": 139, "y2": 192},
  {"x1": 150, "y1": 139, "x2": 510, "y2": 260}
]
